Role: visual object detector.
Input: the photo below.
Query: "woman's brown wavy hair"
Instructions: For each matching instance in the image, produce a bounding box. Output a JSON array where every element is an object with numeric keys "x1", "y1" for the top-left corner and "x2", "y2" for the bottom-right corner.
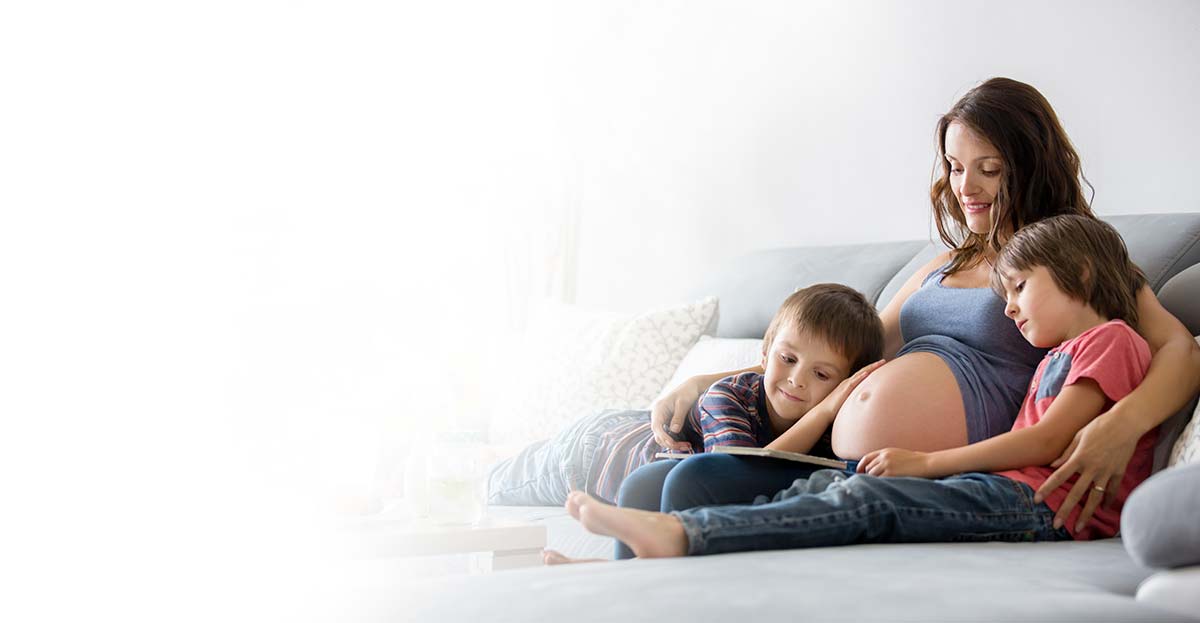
[{"x1": 931, "y1": 78, "x2": 1096, "y2": 276}]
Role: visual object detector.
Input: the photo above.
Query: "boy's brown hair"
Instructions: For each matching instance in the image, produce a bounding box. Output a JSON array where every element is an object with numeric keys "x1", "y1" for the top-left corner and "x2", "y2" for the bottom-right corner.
[
  {"x1": 990, "y1": 214, "x2": 1146, "y2": 328},
  {"x1": 761, "y1": 283, "x2": 884, "y2": 374}
]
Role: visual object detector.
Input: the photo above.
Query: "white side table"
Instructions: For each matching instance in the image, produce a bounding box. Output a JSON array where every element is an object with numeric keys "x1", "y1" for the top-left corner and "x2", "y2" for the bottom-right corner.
[{"x1": 343, "y1": 508, "x2": 546, "y2": 572}]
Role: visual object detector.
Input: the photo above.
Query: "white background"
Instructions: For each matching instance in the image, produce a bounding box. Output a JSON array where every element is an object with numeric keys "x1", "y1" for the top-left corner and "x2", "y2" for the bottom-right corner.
[{"x1": 2, "y1": 1, "x2": 1197, "y2": 620}]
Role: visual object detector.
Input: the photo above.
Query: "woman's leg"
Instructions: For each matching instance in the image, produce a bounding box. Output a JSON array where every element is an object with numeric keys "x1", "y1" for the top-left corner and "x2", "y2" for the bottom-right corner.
[
  {"x1": 661, "y1": 453, "x2": 823, "y2": 511},
  {"x1": 612, "y1": 460, "x2": 679, "y2": 559}
]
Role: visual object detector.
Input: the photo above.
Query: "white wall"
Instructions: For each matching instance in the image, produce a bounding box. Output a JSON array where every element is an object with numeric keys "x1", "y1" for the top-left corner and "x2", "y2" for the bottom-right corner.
[
  {"x1": 553, "y1": 0, "x2": 1200, "y2": 310},
  {"x1": 3, "y1": 2, "x2": 1197, "y2": 619}
]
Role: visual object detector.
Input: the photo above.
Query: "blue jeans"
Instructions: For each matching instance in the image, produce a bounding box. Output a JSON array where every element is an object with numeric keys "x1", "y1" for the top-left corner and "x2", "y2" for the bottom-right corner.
[
  {"x1": 487, "y1": 409, "x2": 650, "y2": 506},
  {"x1": 613, "y1": 453, "x2": 842, "y2": 558},
  {"x1": 674, "y1": 470, "x2": 1072, "y2": 556}
]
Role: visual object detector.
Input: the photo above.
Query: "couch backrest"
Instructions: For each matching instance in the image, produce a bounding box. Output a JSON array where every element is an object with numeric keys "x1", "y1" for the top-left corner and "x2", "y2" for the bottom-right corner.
[
  {"x1": 695, "y1": 212, "x2": 1200, "y2": 339},
  {"x1": 687, "y1": 212, "x2": 1200, "y2": 472},
  {"x1": 688, "y1": 240, "x2": 927, "y2": 339}
]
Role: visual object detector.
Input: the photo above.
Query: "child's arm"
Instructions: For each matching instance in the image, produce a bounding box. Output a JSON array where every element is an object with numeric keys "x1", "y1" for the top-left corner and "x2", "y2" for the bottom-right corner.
[
  {"x1": 857, "y1": 378, "x2": 1108, "y2": 478},
  {"x1": 767, "y1": 360, "x2": 885, "y2": 453},
  {"x1": 763, "y1": 406, "x2": 835, "y2": 454},
  {"x1": 695, "y1": 376, "x2": 763, "y2": 450},
  {"x1": 696, "y1": 402, "x2": 758, "y2": 450},
  {"x1": 652, "y1": 365, "x2": 763, "y2": 452}
]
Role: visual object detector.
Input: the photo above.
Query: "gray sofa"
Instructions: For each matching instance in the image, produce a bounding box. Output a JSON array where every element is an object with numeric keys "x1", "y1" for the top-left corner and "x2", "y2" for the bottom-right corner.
[{"x1": 380, "y1": 213, "x2": 1200, "y2": 622}]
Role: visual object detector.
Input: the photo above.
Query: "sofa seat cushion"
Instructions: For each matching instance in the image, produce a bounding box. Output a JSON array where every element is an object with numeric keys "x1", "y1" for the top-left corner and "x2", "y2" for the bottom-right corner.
[
  {"x1": 1137, "y1": 566, "x2": 1200, "y2": 620},
  {"x1": 375, "y1": 540, "x2": 1192, "y2": 622}
]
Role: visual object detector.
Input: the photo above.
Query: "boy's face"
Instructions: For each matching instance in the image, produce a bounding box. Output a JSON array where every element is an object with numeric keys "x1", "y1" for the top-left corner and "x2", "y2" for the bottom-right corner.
[
  {"x1": 1000, "y1": 265, "x2": 1098, "y2": 348},
  {"x1": 761, "y1": 325, "x2": 850, "y2": 424}
]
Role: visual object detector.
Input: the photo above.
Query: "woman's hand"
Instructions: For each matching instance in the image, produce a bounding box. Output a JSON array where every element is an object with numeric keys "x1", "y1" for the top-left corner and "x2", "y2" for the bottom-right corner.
[
  {"x1": 1035, "y1": 408, "x2": 1139, "y2": 531},
  {"x1": 858, "y1": 447, "x2": 934, "y2": 478},
  {"x1": 650, "y1": 376, "x2": 706, "y2": 452}
]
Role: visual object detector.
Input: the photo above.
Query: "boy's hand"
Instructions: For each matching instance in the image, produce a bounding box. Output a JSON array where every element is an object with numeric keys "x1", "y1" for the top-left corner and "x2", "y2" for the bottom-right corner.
[
  {"x1": 813, "y1": 359, "x2": 886, "y2": 422},
  {"x1": 651, "y1": 376, "x2": 705, "y2": 452},
  {"x1": 858, "y1": 447, "x2": 934, "y2": 478}
]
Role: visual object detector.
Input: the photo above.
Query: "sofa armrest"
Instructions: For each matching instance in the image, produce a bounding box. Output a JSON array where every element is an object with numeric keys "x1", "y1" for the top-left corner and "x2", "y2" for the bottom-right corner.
[
  {"x1": 1122, "y1": 462, "x2": 1200, "y2": 568},
  {"x1": 1137, "y1": 567, "x2": 1200, "y2": 620}
]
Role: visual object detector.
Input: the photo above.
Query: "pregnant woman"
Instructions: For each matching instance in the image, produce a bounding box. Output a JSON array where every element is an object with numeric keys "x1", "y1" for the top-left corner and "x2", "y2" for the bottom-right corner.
[{"x1": 611, "y1": 77, "x2": 1200, "y2": 560}]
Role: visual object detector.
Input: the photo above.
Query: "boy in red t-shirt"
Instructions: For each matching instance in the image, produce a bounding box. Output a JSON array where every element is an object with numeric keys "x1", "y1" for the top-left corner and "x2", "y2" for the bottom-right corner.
[{"x1": 562, "y1": 215, "x2": 1161, "y2": 557}]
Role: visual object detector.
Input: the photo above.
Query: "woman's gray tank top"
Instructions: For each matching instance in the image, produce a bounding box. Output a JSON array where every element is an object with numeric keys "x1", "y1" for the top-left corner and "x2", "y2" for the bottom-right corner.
[{"x1": 896, "y1": 263, "x2": 1048, "y2": 442}]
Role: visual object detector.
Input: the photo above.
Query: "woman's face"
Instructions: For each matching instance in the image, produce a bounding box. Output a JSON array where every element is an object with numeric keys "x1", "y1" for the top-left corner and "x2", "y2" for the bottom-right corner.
[{"x1": 944, "y1": 121, "x2": 1004, "y2": 236}]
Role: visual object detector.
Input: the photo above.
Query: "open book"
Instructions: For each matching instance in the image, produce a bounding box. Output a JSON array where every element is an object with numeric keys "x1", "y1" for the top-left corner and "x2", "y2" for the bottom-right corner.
[
  {"x1": 655, "y1": 446, "x2": 847, "y2": 470},
  {"x1": 712, "y1": 445, "x2": 848, "y2": 469},
  {"x1": 657, "y1": 448, "x2": 854, "y2": 468}
]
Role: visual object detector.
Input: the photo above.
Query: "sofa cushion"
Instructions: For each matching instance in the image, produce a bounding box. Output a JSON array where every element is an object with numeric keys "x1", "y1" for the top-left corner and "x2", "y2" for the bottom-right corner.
[
  {"x1": 486, "y1": 297, "x2": 718, "y2": 448},
  {"x1": 1154, "y1": 336, "x2": 1200, "y2": 472},
  {"x1": 381, "y1": 540, "x2": 1183, "y2": 622},
  {"x1": 877, "y1": 241, "x2": 944, "y2": 309},
  {"x1": 1158, "y1": 263, "x2": 1200, "y2": 336},
  {"x1": 688, "y1": 241, "x2": 928, "y2": 338},
  {"x1": 1105, "y1": 213, "x2": 1200, "y2": 291},
  {"x1": 1136, "y1": 566, "x2": 1200, "y2": 620},
  {"x1": 654, "y1": 336, "x2": 764, "y2": 402},
  {"x1": 1122, "y1": 462, "x2": 1200, "y2": 569},
  {"x1": 1169, "y1": 377, "x2": 1200, "y2": 468}
]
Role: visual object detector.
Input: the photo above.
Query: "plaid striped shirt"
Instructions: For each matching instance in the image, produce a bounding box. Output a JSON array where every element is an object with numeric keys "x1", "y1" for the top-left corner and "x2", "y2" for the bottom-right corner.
[{"x1": 592, "y1": 372, "x2": 812, "y2": 502}]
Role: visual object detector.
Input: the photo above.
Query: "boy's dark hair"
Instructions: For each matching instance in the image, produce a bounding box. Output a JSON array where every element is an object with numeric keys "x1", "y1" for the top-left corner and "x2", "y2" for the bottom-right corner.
[
  {"x1": 762, "y1": 283, "x2": 884, "y2": 374},
  {"x1": 990, "y1": 214, "x2": 1146, "y2": 328}
]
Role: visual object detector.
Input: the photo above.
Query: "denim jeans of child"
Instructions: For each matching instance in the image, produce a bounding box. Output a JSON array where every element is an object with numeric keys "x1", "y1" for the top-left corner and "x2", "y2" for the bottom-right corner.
[
  {"x1": 613, "y1": 453, "x2": 836, "y2": 558},
  {"x1": 675, "y1": 470, "x2": 1072, "y2": 556},
  {"x1": 486, "y1": 409, "x2": 650, "y2": 506}
]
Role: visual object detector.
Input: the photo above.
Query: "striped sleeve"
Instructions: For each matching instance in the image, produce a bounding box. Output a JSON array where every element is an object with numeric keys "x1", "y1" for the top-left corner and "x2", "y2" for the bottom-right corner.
[
  {"x1": 591, "y1": 420, "x2": 660, "y2": 503},
  {"x1": 698, "y1": 373, "x2": 764, "y2": 451}
]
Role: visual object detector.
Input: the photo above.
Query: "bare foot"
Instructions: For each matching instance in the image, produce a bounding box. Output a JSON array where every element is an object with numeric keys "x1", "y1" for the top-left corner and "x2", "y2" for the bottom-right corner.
[
  {"x1": 565, "y1": 490, "x2": 586, "y2": 520},
  {"x1": 542, "y1": 549, "x2": 606, "y2": 565},
  {"x1": 566, "y1": 491, "x2": 688, "y2": 558}
]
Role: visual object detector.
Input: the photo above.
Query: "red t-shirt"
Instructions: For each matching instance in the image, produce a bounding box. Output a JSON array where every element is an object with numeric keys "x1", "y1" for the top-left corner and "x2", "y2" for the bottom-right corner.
[{"x1": 998, "y1": 320, "x2": 1155, "y2": 540}]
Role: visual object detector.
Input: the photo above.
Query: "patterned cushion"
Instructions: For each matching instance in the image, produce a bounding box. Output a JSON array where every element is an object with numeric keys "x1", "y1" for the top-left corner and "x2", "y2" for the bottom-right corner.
[
  {"x1": 1166, "y1": 338, "x2": 1200, "y2": 468},
  {"x1": 487, "y1": 297, "x2": 719, "y2": 448},
  {"x1": 654, "y1": 336, "x2": 765, "y2": 402}
]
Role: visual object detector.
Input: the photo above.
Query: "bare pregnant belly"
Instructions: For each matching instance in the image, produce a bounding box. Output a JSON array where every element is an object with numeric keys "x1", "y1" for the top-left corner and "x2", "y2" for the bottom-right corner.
[{"x1": 830, "y1": 352, "x2": 968, "y2": 459}]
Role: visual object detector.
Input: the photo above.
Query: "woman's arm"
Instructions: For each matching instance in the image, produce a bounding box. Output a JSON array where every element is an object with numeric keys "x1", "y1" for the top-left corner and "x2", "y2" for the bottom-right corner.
[
  {"x1": 1037, "y1": 285, "x2": 1200, "y2": 530},
  {"x1": 651, "y1": 365, "x2": 761, "y2": 451},
  {"x1": 876, "y1": 251, "x2": 952, "y2": 359}
]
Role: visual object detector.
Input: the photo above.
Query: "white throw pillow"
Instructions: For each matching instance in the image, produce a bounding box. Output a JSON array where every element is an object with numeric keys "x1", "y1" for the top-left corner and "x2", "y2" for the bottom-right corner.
[
  {"x1": 486, "y1": 297, "x2": 719, "y2": 448},
  {"x1": 1166, "y1": 336, "x2": 1200, "y2": 468},
  {"x1": 654, "y1": 335, "x2": 765, "y2": 402}
]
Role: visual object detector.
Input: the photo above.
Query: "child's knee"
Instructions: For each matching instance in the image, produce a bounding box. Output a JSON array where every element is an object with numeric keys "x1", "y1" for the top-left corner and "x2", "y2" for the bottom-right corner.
[
  {"x1": 667, "y1": 453, "x2": 730, "y2": 482},
  {"x1": 616, "y1": 461, "x2": 675, "y2": 510},
  {"x1": 773, "y1": 469, "x2": 854, "y2": 503},
  {"x1": 661, "y1": 454, "x2": 737, "y2": 510}
]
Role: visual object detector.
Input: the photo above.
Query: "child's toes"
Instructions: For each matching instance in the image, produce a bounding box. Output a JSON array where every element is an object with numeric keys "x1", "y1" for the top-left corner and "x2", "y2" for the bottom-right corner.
[{"x1": 565, "y1": 490, "x2": 586, "y2": 518}]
